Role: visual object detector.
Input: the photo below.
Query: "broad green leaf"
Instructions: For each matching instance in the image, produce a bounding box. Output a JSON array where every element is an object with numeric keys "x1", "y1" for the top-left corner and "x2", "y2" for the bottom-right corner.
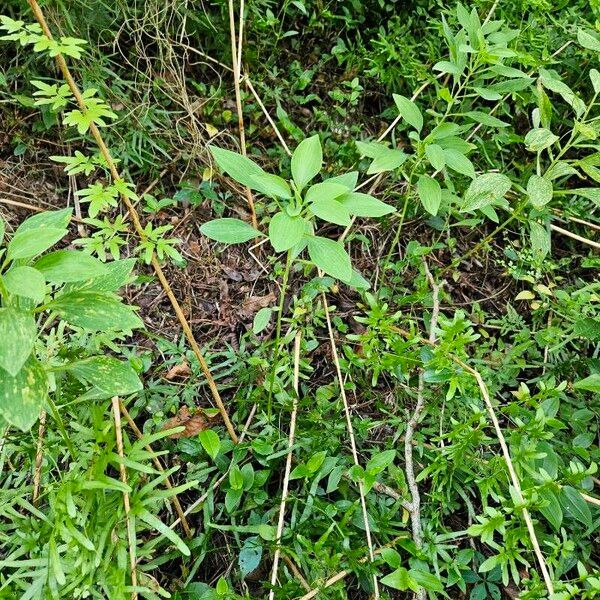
[
  {"x1": 238, "y1": 537, "x2": 262, "y2": 578},
  {"x1": 0, "y1": 356, "x2": 47, "y2": 431},
  {"x1": 464, "y1": 111, "x2": 509, "y2": 128},
  {"x1": 48, "y1": 291, "x2": 144, "y2": 331},
  {"x1": 539, "y1": 488, "x2": 563, "y2": 531},
  {"x1": 199, "y1": 218, "x2": 260, "y2": 244},
  {"x1": 309, "y1": 197, "x2": 352, "y2": 226},
  {"x1": 269, "y1": 212, "x2": 305, "y2": 252},
  {"x1": 527, "y1": 175, "x2": 553, "y2": 208},
  {"x1": 366, "y1": 450, "x2": 395, "y2": 474},
  {"x1": 339, "y1": 193, "x2": 396, "y2": 217},
  {"x1": 251, "y1": 172, "x2": 292, "y2": 198},
  {"x1": 15, "y1": 207, "x2": 72, "y2": 234},
  {"x1": 425, "y1": 144, "x2": 445, "y2": 170},
  {"x1": 209, "y1": 146, "x2": 264, "y2": 189},
  {"x1": 530, "y1": 221, "x2": 550, "y2": 258},
  {"x1": 64, "y1": 356, "x2": 142, "y2": 399},
  {"x1": 3, "y1": 266, "x2": 46, "y2": 303},
  {"x1": 381, "y1": 567, "x2": 418, "y2": 592},
  {"x1": 138, "y1": 509, "x2": 190, "y2": 556},
  {"x1": 0, "y1": 308, "x2": 36, "y2": 376},
  {"x1": 356, "y1": 141, "x2": 407, "y2": 175},
  {"x1": 443, "y1": 148, "x2": 476, "y2": 179},
  {"x1": 525, "y1": 128, "x2": 559, "y2": 152},
  {"x1": 326, "y1": 171, "x2": 358, "y2": 189},
  {"x1": 34, "y1": 250, "x2": 107, "y2": 283},
  {"x1": 574, "y1": 374, "x2": 600, "y2": 393},
  {"x1": 578, "y1": 29, "x2": 600, "y2": 52},
  {"x1": 473, "y1": 87, "x2": 502, "y2": 101},
  {"x1": 252, "y1": 307, "x2": 272, "y2": 334},
  {"x1": 291, "y1": 134, "x2": 322, "y2": 191},
  {"x1": 590, "y1": 69, "x2": 600, "y2": 94},
  {"x1": 199, "y1": 429, "x2": 221, "y2": 460},
  {"x1": 393, "y1": 94, "x2": 423, "y2": 132},
  {"x1": 66, "y1": 258, "x2": 137, "y2": 293},
  {"x1": 348, "y1": 269, "x2": 371, "y2": 290},
  {"x1": 7, "y1": 227, "x2": 66, "y2": 260},
  {"x1": 560, "y1": 486, "x2": 592, "y2": 528},
  {"x1": 417, "y1": 175, "x2": 442, "y2": 216},
  {"x1": 305, "y1": 182, "x2": 348, "y2": 204},
  {"x1": 462, "y1": 173, "x2": 511, "y2": 212},
  {"x1": 307, "y1": 236, "x2": 352, "y2": 282},
  {"x1": 410, "y1": 569, "x2": 444, "y2": 592}
]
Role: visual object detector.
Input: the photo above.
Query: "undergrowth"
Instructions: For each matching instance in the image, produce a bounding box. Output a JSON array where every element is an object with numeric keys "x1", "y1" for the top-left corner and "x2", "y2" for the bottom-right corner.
[{"x1": 0, "y1": 1, "x2": 599, "y2": 599}]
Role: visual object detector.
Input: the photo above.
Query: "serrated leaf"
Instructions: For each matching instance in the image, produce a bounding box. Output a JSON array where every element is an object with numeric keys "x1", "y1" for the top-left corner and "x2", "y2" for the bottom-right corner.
[
  {"x1": 291, "y1": 135, "x2": 322, "y2": 191},
  {"x1": 393, "y1": 94, "x2": 423, "y2": 132},
  {"x1": 0, "y1": 308, "x2": 36, "y2": 376},
  {"x1": 310, "y1": 197, "x2": 351, "y2": 226},
  {"x1": 200, "y1": 218, "x2": 260, "y2": 244},
  {"x1": 34, "y1": 250, "x2": 107, "y2": 283},
  {"x1": 0, "y1": 356, "x2": 47, "y2": 431},
  {"x1": 417, "y1": 175, "x2": 442, "y2": 216},
  {"x1": 527, "y1": 175, "x2": 553, "y2": 208},
  {"x1": 307, "y1": 237, "x2": 352, "y2": 282},
  {"x1": 268, "y1": 212, "x2": 305, "y2": 252},
  {"x1": 573, "y1": 318, "x2": 600, "y2": 341},
  {"x1": 338, "y1": 193, "x2": 396, "y2": 217},
  {"x1": 48, "y1": 291, "x2": 143, "y2": 331},
  {"x1": 3, "y1": 266, "x2": 46, "y2": 303}
]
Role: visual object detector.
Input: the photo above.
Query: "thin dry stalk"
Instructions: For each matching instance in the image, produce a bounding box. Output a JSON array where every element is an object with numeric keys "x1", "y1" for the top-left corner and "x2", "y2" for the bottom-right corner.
[
  {"x1": 550, "y1": 223, "x2": 600, "y2": 249},
  {"x1": 321, "y1": 291, "x2": 379, "y2": 599},
  {"x1": 119, "y1": 400, "x2": 192, "y2": 537},
  {"x1": 111, "y1": 397, "x2": 138, "y2": 599},
  {"x1": 268, "y1": 331, "x2": 302, "y2": 599},
  {"x1": 32, "y1": 410, "x2": 47, "y2": 506},
  {"x1": 227, "y1": 0, "x2": 258, "y2": 229},
  {"x1": 403, "y1": 263, "x2": 442, "y2": 599},
  {"x1": 27, "y1": 0, "x2": 239, "y2": 444}
]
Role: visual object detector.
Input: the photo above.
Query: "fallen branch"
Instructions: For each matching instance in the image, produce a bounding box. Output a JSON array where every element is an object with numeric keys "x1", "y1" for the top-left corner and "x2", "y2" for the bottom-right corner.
[{"x1": 27, "y1": 0, "x2": 239, "y2": 444}]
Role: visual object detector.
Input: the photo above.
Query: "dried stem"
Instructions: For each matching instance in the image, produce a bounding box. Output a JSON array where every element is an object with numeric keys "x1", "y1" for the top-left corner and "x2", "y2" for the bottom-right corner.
[
  {"x1": 269, "y1": 331, "x2": 302, "y2": 599},
  {"x1": 27, "y1": 0, "x2": 239, "y2": 444},
  {"x1": 111, "y1": 397, "x2": 138, "y2": 599},
  {"x1": 32, "y1": 410, "x2": 46, "y2": 506},
  {"x1": 321, "y1": 291, "x2": 379, "y2": 599},
  {"x1": 119, "y1": 400, "x2": 192, "y2": 537},
  {"x1": 227, "y1": 0, "x2": 258, "y2": 229}
]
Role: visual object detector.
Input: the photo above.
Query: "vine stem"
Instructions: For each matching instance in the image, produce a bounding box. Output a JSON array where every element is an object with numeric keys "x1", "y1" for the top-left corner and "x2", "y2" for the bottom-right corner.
[
  {"x1": 26, "y1": 0, "x2": 239, "y2": 444},
  {"x1": 111, "y1": 397, "x2": 138, "y2": 599},
  {"x1": 268, "y1": 330, "x2": 302, "y2": 599}
]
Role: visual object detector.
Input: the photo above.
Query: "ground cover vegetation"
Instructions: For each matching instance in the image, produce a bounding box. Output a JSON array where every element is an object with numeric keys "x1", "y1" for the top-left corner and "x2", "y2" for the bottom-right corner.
[{"x1": 0, "y1": 0, "x2": 599, "y2": 598}]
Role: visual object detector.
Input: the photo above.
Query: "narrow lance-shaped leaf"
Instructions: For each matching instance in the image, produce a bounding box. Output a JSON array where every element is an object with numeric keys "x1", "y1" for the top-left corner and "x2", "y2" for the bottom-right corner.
[
  {"x1": 200, "y1": 218, "x2": 261, "y2": 244},
  {"x1": 291, "y1": 135, "x2": 322, "y2": 191}
]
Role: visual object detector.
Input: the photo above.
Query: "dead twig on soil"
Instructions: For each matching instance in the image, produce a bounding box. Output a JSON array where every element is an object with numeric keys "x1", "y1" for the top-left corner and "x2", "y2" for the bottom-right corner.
[{"x1": 27, "y1": 0, "x2": 239, "y2": 444}]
